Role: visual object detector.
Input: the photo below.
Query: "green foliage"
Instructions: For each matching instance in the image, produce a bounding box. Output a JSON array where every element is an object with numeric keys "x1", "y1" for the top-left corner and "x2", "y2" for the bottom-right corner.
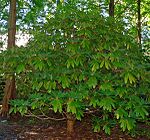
[
  {"x1": 0, "y1": 0, "x2": 149, "y2": 135},
  {"x1": 92, "y1": 116, "x2": 114, "y2": 135}
]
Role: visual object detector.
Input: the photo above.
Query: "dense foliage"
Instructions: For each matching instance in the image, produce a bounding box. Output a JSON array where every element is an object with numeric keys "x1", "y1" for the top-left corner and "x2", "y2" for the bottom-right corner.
[{"x1": 0, "y1": 0, "x2": 150, "y2": 135}]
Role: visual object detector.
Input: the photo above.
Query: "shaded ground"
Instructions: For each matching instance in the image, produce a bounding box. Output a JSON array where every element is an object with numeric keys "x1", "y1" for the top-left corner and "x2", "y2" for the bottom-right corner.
[
  {"x1": 0, "y1": 122, "x2": 18, "y2": 140},
  {"x1": 0, "y1": 116, "x2": 150, "y2": 140}
]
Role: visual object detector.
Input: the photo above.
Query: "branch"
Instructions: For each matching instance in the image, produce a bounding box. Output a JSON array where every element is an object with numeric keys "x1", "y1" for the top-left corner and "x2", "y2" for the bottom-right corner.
[{"x1": 25, "y1": 110, "x2": 66, "y2": 121}]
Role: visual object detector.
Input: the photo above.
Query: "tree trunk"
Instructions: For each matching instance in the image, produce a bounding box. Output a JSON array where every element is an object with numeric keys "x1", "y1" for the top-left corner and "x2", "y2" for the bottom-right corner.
[
  {"x1": 67, "y1": 113, "x2": 75, "y2": 139},
  {"x1": 1, "y1": 77, "x2": 16, "y2": 116},
  {"x1": 109, "y1": 0, "x2": 114, "y2": 17},
  {"x1": 137, "y1": 0, "x2": 141, "y2": 46},
  {"x1": 1, "y1": 0, "x2": 17, "y2": 117}
]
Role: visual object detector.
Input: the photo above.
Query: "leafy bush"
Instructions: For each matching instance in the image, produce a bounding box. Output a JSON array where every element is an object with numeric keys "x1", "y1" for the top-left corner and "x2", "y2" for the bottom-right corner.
[{"x1": 0, "y1": 0, "x2": 149, "y2": 135}]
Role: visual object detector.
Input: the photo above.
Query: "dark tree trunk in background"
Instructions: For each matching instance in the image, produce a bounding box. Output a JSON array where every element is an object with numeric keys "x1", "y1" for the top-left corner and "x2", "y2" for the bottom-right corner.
[
  {"x1": 137, "y1": 0, "x2": 141, "y2": 46},
  {"x1": 1, "y1": 0, "x2": 16, "y2": 117},
  {"x1": 109, "y1": 0, "x2": 114, "y2": 17}
]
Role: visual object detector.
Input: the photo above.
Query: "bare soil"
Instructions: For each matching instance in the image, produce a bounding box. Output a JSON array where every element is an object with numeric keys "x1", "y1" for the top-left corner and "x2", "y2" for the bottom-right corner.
[{"x1": 0, "y1": 116, "x2": 150, "y2": 140}]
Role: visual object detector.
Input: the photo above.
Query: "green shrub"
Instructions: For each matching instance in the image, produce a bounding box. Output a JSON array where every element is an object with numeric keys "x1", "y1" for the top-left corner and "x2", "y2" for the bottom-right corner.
[{"x1": 0, "y1": 0, "x2": 149, "y2": 135}]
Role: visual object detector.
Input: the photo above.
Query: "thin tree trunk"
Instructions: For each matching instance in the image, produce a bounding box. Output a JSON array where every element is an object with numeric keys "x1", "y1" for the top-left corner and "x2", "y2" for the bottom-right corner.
[
  {"x1": 1, "y1": 0, "x2": 17, "y2": 117},
  {"x1": 137, "y1": 0, "x2": 141, "y2": 46},
  {"x1": 109, "y1": 0, "x2": 114, "y2": 17},
  {"x1": 67, "y1": 113, "x2": 75, "y2": 139}
]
